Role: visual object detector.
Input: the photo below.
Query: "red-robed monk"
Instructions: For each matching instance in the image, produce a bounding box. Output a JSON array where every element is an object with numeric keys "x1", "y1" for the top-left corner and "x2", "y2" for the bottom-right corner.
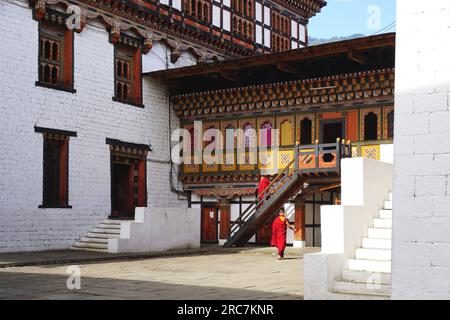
[
  {"x1": 271, "y1": 208, "x2": 295, "y2": 260},
  {"x1": 257, "y1": 175, "x2": 270, "y2": 204}
]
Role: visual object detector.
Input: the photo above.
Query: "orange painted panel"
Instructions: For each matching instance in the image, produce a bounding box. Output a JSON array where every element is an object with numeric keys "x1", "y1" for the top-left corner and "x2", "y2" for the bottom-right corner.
[
  {"x1": 63, "y1": 30, "x2": 73, "y2": 89},
  {"x1": 320, "y1": 112, "x2": 342, "y2": 120},
  {"x1": 346, "y1": 110, "x2": 358, "y2": 142}
]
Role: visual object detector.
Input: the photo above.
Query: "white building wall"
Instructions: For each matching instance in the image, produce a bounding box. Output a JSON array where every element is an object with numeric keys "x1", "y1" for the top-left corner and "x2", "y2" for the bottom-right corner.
[
  {"x1": 392, "y1": 0, "x2": 450, "y2": 299},
  {"x1": 0, "y1": 0, "x2": 195, "y2": 252}
]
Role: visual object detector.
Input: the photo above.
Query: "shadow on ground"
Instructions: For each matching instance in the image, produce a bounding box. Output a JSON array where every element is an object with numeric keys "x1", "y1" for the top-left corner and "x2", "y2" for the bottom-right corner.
[{"x1": 0, "y1": 270, "x2": 303, "y2": 300}]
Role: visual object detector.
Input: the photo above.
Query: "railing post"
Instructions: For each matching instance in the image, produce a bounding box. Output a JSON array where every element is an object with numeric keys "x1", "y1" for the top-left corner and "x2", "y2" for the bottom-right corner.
[
  {"x1": 347, "y1": 140, "x2": 352, "y2": 158},
  {"x1": 337, "y1": 138, "x2": 341, "y2": 172},
  {"x1": 315, "y1": 139, "x2": 319, "y2": 169},
  {"x1": 294, "y1": 141, "x2": 299, "y2": 173}
]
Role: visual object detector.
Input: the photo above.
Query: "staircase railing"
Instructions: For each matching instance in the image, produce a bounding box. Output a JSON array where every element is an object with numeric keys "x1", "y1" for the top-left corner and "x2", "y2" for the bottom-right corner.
[
  {"x1": 227, "y1": 139, "x2": 352, "y2": 238},
  {"x1": 229, "y1": 157, "x2": 296, "y2": 236}
]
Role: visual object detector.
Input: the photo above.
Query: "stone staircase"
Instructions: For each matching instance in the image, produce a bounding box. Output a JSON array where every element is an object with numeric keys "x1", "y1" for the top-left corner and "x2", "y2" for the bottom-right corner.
[
  {"x1": 332, "y1": 192, "x2": 393, "y2": 299},
  {"x1": 71, "y1": 220, "x2": 124, "y2": 252}
]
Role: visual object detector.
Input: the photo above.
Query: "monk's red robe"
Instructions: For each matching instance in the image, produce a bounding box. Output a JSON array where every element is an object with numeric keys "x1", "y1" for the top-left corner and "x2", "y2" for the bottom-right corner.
[
  {"x1": 271, "y1": 216, "x2": 288, "y2": 257},
  {"x1": 258, "y1": 177, "x2": 270, "y2": 201}
]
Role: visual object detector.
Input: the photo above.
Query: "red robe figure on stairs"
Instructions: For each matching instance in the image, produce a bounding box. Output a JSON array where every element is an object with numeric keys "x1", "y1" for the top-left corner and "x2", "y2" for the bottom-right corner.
[
  {"x1": 257, "y1": 175, "x2": 270, "y2": 204},
  {"x1": 271, "y1": 208, "x2": 296, "y2": 260}
]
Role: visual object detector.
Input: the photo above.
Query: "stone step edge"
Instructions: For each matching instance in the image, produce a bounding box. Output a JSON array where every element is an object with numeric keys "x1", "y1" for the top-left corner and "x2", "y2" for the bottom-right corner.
[{"x1": 331, "y1": 289, "x2": 391, "y2": 298}]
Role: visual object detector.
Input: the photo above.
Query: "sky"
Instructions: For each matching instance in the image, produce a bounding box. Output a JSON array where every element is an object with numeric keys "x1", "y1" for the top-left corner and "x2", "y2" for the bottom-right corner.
[{"x1": 308, "y1": 0, "x2": 396, "y2": 39}]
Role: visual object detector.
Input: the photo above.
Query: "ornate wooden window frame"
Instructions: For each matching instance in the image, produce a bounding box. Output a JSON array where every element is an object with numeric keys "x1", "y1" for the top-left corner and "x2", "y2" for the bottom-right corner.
[
  {"x1": 383, "y1": 106, "x2": 395, "y2": 140},
  {"x1": 277, "y1": 115, "x2": 295, "y2": 147},
  {"x1": 360, "y1": 108, "x2": 382, "y2": 141},
  {"x1": 112, "y1": 34, "x2": 144, "y2": 108},
  {"x1": 296, "y1": 113, "x2": 315, "y2": 145},
  {"x1": 35, "y1": 126, "x2": 77, "y2": 209},
  {"x1": 36, "y1": 10, "x2": 75, "y2": 93}
]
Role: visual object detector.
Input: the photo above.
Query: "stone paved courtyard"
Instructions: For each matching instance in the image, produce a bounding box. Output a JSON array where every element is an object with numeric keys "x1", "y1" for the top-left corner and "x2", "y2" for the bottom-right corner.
[{"x1": 0, "y1": 248, "x2": 318, "y2": 300}]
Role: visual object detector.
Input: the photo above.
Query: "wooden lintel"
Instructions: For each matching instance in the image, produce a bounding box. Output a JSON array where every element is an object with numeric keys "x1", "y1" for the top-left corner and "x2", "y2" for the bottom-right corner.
[
  {"x1": 348, "y1": 49, "x2": 368, "y2": 65},
  {"x1": 276, "y1": 62, "x2": 299, "y2": 74},
  {"x1": 220, "y1": 71, "x2": 242, "y2": 82}
]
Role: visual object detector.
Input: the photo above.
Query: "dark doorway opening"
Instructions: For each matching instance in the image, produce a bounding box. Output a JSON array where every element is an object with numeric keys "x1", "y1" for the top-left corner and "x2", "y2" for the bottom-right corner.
[
  {"x1": 321, "y1": 120, "x2": 345, "y2": 144},
  {"x1": 300, "y1": 118, "x2": 312, "y2": 145},
  {"x1": 111, "y1": 163, "x2": 134, "y2": 219},
  {"x1": 364, "y1": 112, "x2": 378, "y2": 141}
]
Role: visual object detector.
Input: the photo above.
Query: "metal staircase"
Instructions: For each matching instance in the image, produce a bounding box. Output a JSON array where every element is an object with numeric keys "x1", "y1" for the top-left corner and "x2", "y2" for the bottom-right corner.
[{"x1": 224, "y1": 140, "x2": 352, "y2": 248}]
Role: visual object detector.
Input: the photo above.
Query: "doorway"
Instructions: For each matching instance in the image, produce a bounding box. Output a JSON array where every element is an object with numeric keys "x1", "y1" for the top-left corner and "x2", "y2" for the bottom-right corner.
[
  {"x1": 320, "y1": 120, "x2": 345, "y2": 143},
  {"x1": 256, "y1": 223, "x2": 272, "y2": 245},
  {"x1": 111, "y1": 162, "x2": 134, "y2": 219},
  {"x1": 201, "y1": 205, "x2": 218, "y2": 243}
]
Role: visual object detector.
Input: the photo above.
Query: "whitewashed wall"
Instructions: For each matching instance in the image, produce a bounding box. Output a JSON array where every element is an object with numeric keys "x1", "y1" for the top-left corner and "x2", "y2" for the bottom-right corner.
[
  {"x1": 392, "y1": 0, "x2": 450, "y2": 299},
  {"x1": 110, "y1": 207, "x2": 200, "y2": 253},
  {"x1": 0, "y1": 0, "x2": 196, "y2": 252}
]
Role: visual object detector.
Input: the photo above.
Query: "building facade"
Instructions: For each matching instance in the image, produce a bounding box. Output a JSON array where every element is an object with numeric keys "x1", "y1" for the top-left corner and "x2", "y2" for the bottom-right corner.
[
  {"x1": 0, "y1": 0, "x2": 395, "y2": 253},
  {"x1": 0, "y1": 0, "x2": 325, "y2": 252},
  {"x1": 150, "y1": 34, "x2": 395, "y2": 247}
]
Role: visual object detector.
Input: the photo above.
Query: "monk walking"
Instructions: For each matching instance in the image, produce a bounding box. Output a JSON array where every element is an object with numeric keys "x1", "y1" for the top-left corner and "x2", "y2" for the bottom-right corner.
[{"x1": 270, "y1": 208, "x2": 295, "y2": 260}]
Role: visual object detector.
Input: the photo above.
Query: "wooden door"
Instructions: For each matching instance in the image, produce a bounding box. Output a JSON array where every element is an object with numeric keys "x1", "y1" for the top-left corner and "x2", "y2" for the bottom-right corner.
[
  {"x1": 201, "y1": 206, "x2": 218, "y2": 243},
  {"x1": 111, "y1": 163, "x2": 134, "y2": 219},
  {"x1": 256, "y1": 223, "x2": 272, "y2": 245}
]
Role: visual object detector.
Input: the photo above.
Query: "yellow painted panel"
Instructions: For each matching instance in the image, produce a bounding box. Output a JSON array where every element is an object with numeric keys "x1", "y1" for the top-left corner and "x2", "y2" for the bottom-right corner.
[
  {"x1": 222, "y1": 153, "x2": 236, "y2": 172},
  {"x1": 258, "y1": 150, "x2": 274, "y2": 170},
  {"x1": 278, "y1": 150, "x2": 294, "y2": 170},
  {"x1": 361, "y1": 145, "x2": 380, "y2": 160},
  {"x1": 280, "y1": 120, "x2": 294, "y2": 146},
  {"x1": 238, "y1": 152, "x2": 256, "y2": 171}
]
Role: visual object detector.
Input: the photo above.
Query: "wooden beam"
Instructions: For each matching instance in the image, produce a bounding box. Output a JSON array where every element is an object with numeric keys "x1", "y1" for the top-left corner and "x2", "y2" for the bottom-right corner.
[
  {"x1": 348, "y1": 49, "x2": 368, "y2": 65},
  {"x1": 220, "y1": 71, "x2": 242, "y2": 82},
  {"x1": 145, "y1": 33, "x2": 395, "y2": 80},
  {"x1": 276, "y1": 62, "x2": 300, "y2": 74}
]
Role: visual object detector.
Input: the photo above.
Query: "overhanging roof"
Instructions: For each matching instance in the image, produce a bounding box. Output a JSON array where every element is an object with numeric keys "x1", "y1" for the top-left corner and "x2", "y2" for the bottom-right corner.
[{"x1": 146, "y1": 33, "x2": 395, "y2": 95}]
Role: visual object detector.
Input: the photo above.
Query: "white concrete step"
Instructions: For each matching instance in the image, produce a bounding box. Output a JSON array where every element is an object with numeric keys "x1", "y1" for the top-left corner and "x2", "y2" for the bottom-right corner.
[
  {"x1": 87, "y1": 232, "x2": 120, "y2": 239},
  {"x1": 80, "y1": 237, "x2": 108, "y2": 244},
  {"x1": 348, "y1": 259, "x2": 391, "y2": 273},
  {"x1": 362, "y1": 237, "x2": 391, "y2": 249},
  {"x1": 70, "y1": 246, "x2": 108, "y2": 253},
  {"x1": 98, "y1": 223, "x2": 121, "y2": 229},
  {"x1": 379, "y1": 209, "x2": 392, "y2": 219},
  {"x1": 103, "y1": 219, "x2": 124, "y2": 225},
  {"x1": 73, "y1": 241, "x2": 108, "y2": 250},
  {"x1": 373, "y1": 218, "x2": 392, "y2": 229},
  {"x1": 368, "y1": 228, "x2": 392, "y2": 240},
  {"x1": 329, "y1": 290, "x2": 390, "y2": 300},
  {"x1": 333, "y1": 280, "x2": 391, "y2": 296},
  {"x1": 384, "y1": 200, "x2": 392, "y2": 210},
  {"x1": 355, "y1": 248, "x2": 391, "y2": 261},
  {"x1": 92, "y1": 227, "x2": 120, "y2": 234},
  {"x1": 341, "y1": 270, "x2": 391, "y2": 285}
]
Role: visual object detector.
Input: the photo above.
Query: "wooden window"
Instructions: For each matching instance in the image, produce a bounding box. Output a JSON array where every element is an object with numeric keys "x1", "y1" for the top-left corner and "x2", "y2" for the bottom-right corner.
[
  {"x1": 364, "y1": 112, "x2": 378, "y2": 141},
  {"x1": 300, "y1": 118, "x2": 312, "y2": 145},
  {"x1": 114, "y1": 41, "x2": 142, "y2": 107},
  {"x1": 280, "y1": 120, "x2": 293, "y2": 146},
  {"x1": 35, "y1": 127, "x2": 76, "y2": 208},
  {"x1": 224, "y1": 124, "x2": 235, "y2": 151},
  {"x1": 38, "y1": 21, "x2": 74, "y2": 91},
  {"x1": 243, "y1": 123, "x2": 255, "y2": 147},
  {"x1": 387, "y1": 110, "x2": 394, "y2": 139},
  {"x1": 260, "y1": 121, "x2": 272, "y2": 147}
]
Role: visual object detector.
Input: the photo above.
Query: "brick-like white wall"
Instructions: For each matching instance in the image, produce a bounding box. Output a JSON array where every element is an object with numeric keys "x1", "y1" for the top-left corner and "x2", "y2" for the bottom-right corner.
[
  {"x1": 392, "y1": 0, "x2": 450, "y2": 299},
  {"x1": 0, "y1": 0, "x2": 193, "y2": 252}
]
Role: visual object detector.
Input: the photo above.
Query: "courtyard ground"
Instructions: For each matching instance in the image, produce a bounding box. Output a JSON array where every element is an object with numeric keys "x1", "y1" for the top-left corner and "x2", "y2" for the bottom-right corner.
[{"x1": 0, "y1": 247, "x2": 319, "y2": 300}]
